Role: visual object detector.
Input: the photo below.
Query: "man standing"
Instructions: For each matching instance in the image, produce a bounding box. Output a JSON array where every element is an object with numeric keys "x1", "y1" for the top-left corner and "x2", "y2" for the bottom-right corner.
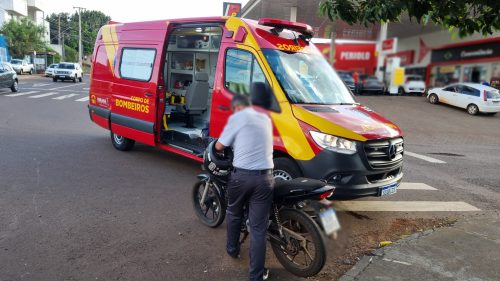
[{"x1": 215, "y1": 95, "x2": 274, "y2": 281}]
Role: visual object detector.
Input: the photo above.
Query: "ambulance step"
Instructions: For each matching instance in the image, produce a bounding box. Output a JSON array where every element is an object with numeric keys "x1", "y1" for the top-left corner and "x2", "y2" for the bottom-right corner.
[{"x1": 160, "y1": 130, "x2": 205, "y2": 155}]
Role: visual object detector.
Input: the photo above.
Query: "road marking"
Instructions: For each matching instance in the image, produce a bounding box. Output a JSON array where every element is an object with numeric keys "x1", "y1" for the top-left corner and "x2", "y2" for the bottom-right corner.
[
  {"x1": 83, "y1": 87, "x2": 89, "y2": 90},
  {"x1": 75, "y1": 96, "x2": 89, "y2": 102},
  {"x1": 4, "y1": 91, "x2": 39, "y2": 97},
  {"x1": 405, "y1": 151, "x2": 446, "y2": 164},
  {"x1": 398, "y1": 183, "x2": 438, "y2": 190},
  {"x1": 383, "y1": 258, "x2": 412, "y2": 266},
  {"x1": 29, "y1": 92, "x2": 58, "y2": 98},
  {"x1": 53, "y1": 94, "x2": 79, "y2": 100},
  {"x1": 333, "y1": 201, "x2": 480, "y2": 212},
  {"x1": 32, "y1": 83, "x2": 52, "y2": 87},
  {"x1": 20, "y1": 87, "x2": 87, "y2": 93},
  {"x1": 49, "y1": 84, "x2": 80, "y2": 90}
]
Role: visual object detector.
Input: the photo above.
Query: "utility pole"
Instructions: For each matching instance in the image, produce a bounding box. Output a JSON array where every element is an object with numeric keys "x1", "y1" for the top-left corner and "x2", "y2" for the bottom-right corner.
[
  {"x1": 73, "y1": 6, "x2": 85, "y2": 65},
  {"x1": 58, "y1": 15, "x2": 61, "y2": 45}
]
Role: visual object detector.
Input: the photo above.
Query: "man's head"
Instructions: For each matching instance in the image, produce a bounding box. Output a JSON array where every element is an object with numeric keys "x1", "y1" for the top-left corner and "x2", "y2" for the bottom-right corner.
[{"x1": 231, "y1": 94, "x2": 251, "y2": 112}]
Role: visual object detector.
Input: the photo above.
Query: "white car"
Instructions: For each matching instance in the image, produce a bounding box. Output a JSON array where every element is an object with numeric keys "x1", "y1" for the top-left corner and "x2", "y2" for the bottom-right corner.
[
  {"x1": 400, "y1": 75, "x2": 426, "y2": 95},
  {"x1": 44, "y1": 64, "x2": 58, "y2": 77},
  {"x1": 427, "y1": 83, "x2": 500, "y2": 115},
  {"x1": 53, "y1": 62, "x2": 83, "y2": 83}
]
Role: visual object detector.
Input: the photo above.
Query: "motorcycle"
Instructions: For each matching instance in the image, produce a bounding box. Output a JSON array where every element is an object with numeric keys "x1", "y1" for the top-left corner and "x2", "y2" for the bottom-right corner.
[{"x1": 192, "y1": 173, "x2": 341, "y2": 277}]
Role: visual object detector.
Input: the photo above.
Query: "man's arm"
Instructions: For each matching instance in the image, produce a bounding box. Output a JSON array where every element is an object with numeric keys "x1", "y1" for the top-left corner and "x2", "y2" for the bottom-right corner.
[{"x1": 215, "y1": 141, "x2": 225, "y2": 152}]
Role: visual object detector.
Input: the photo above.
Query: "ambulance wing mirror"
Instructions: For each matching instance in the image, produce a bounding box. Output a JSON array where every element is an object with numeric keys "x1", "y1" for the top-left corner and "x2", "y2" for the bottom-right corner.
[{"x1": 251, "y1": 82, "x2": 280, "y2": 112}]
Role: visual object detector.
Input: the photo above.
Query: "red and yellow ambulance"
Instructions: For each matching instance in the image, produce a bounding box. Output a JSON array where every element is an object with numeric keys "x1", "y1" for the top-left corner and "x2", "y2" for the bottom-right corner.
[{"x1": 88, "y1": 16, "x2": 404, "y2": 197}]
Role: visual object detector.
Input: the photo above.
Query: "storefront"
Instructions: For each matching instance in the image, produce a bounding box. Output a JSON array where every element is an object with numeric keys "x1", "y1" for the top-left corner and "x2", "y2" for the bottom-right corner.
[{"x1": 427, "y1": 37, "x2": 500, "y2": 87}]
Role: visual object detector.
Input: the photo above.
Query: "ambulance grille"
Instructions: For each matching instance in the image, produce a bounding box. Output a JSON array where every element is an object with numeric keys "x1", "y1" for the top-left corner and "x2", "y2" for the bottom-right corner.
[{"x1": 363, "y1": 138, "x2": 404, "y2": 169}]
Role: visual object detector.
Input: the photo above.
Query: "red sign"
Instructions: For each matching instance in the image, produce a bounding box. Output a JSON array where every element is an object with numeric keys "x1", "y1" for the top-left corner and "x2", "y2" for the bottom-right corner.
[
  {"x1": 386, "y1": 50, "x2": 415, "y2": 66},
  {"x1": 382, "y1": 39, "x2": 395, "y2": 51},
  {"x1": 316, "y1": 43, "x2": 377, "y2": 74},
  {"x1": 223, "y1": 2, "x2": 241, "y2": 16}
]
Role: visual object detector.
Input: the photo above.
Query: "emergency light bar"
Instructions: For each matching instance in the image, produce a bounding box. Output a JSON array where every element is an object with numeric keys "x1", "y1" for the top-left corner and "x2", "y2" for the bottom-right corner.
[{"x1": 258, "y1": 18, "x2": 314, "y2": 39}]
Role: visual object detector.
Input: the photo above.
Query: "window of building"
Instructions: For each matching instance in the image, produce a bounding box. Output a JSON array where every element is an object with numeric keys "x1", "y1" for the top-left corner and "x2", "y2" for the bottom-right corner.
[
  {"x1": 120, "y1": 48, "x2": 156, "y2": 81},
  {"x1": 224, "y1": 48, "x2": 267, "y2": 95},
  {"x1": 433, "y1": 65, "x2": 461, "y2": 87},
  {"x1": 462, "y1": 64, "x2": 488, "y2": 83}
]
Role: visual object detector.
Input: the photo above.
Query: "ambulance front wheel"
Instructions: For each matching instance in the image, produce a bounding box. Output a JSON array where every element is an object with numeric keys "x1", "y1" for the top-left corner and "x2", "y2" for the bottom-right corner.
[
  {"x1": 111, "y1": 132, "x2": 135, "y2": 151},
  {"x1": 273, "y1": 157, "x2": 302, "y2": 182}
]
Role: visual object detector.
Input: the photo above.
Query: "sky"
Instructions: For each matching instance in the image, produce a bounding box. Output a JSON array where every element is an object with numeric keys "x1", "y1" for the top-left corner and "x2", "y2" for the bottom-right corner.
[{"x1": 46, "y1": 0, "x2": 250, "y2": 22}]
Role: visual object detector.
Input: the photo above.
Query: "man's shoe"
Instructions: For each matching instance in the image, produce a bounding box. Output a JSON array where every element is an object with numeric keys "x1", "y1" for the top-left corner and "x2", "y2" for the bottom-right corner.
[
  {"x1": 263, "y1": 268, "x2": 270, "y2": 280},
  {"x1": 227, "y1": 251, "x2": 240, "y2": 259}
]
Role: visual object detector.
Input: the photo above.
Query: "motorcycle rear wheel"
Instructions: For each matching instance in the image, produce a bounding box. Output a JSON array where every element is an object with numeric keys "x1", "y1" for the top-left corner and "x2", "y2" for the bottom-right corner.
[
  {"x1": 271, "y1": 208, "x2": 327, "y2": 277},
  {"x1": 192, "y1": 180, "x2": 226, "y2": 228}
]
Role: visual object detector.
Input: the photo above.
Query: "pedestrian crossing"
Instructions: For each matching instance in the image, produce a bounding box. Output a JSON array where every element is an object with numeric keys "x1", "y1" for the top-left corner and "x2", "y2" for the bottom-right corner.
[
  {"x1": 332, "y1": 182, "x2": 481, "y2": 212},
  {"x1": 1, "y1": 90, "x2": 89, "y2": 102}
]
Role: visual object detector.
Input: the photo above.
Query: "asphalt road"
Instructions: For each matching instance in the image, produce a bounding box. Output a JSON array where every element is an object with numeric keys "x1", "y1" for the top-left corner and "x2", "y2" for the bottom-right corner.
[{"x1": 0, "y1": 75, "x2": 498, "y2": 280}]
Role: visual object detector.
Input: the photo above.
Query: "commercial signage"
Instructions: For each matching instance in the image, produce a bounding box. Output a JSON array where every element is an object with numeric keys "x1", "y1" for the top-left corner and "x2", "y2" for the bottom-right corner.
[
  {"x1": 382, "y1": 38, "x2": 397, "y2": 54},
  {"x1": 223, "y1": 2, "x2": 241, "y2": 16},
  {"x1": 431, "y1": 40, "x2": 500, "y2": 63},
  {"x1": 316, "y1": 43, "x2": 377, "y2": 74},
  {"x1": 386, "y1": 50, "x2": 414, "y2": 66}
]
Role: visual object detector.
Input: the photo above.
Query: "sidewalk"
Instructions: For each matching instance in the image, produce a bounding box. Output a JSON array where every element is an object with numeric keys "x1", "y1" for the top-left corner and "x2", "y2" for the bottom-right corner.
[{"x1": 339, "y1": 215, "x2": 500, "y2": 281}]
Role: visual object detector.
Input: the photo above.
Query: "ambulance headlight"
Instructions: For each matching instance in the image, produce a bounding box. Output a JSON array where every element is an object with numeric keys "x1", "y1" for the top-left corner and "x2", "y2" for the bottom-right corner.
[{"x1": 310, "y1": 131, "x2": 357, "y2": 154}]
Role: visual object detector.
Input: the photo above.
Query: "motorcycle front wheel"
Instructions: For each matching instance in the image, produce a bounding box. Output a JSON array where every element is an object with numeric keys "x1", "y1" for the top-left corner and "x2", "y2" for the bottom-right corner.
[
  {"x1": 271, "y1": 208, "x2": 327, "y2": 277},
  {"x1": 192, "y1": 180, "x2": 226, "y2": 228}
]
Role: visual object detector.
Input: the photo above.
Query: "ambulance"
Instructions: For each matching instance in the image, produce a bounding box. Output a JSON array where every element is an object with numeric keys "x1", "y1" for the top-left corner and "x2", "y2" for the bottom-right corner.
[{"x1": 88, "y1": 16, "x2": 404, "y2": 197}]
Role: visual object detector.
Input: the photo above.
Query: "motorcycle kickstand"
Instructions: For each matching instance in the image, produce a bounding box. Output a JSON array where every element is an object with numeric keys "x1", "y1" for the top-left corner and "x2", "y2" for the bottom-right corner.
[{"x1": 239, "y1": 231, "x2": 249, "y2": 245}]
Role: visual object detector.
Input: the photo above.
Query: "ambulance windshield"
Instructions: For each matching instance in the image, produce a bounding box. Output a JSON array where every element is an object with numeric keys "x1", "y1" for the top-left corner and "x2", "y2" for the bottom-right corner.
[{"x1": 262, "y1": 49, "x2": 356, "y2": 105}]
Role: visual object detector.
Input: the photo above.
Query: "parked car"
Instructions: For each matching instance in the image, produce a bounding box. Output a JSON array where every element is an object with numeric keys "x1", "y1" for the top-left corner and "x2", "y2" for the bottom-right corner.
[
  {"x1": 337, "y1": 71, "x2": 357, "y2": 93},
  {"x1": 427, "y1": 83, "x2": 500, "y2": 115},
  {"x1": 45, "y1": 64, "x2": 58, "y2": 77},
  {"x1": 10, "y1": 59, "x2": 34, "y2": 75},
  {"x1": 400, "y1": 75, "x2": 426, "y2": 95},
  {"x1": 0, "y1": 62, "x2": 19, "y2": 92},
  {"x1": 358, "y1": 76, "x2": 385, "y2": 95},
  {"x1": 53, "y1": 62, "x2": 83, "y2": 82}
]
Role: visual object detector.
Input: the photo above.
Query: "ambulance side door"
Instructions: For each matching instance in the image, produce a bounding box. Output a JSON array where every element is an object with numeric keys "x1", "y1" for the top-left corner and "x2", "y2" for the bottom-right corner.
[
  {"x1": 110, "y1": 46, "x2": 159, "y2": 146},
  {"x1": 210, "y1": 47, "x2": 271, "y2": 136}
]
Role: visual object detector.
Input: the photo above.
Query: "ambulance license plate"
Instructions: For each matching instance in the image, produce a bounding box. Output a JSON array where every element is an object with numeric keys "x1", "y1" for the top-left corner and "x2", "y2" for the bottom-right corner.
[
  {"x1": 380, "y1": 182, "x2": 398, "y2": 196},
  {"x1": 319, "y1": 208, "x2": 341, "y2": 235}
]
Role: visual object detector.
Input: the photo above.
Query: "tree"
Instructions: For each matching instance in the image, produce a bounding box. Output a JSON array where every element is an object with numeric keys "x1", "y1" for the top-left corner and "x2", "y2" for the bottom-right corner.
[
  {"x1": 319, "y1": 0, "x2": 500, "y2": 37},
  {"x1": 0, "y1": 17, "x2": 46, "y2": 58},
  {"x1": 47, "y1": 10, "x2": 110, "y2": 56}
]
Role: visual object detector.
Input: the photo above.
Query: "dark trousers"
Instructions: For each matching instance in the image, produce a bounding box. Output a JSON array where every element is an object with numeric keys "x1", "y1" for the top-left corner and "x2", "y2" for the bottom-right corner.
[{"x1": 226, "y1": 171, "x2": 273, "y2": 281}]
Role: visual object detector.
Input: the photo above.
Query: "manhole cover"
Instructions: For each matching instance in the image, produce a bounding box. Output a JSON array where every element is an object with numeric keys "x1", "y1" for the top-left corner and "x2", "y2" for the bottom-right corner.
[{"x1": 428, "y1": 152, "x2": 465, "y2": 157}]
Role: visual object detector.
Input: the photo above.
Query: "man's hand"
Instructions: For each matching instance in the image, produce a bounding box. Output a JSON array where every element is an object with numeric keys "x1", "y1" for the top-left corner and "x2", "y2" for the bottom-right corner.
[{"x1": 215, "y1": 141, "x2": 225, "y2": 152}]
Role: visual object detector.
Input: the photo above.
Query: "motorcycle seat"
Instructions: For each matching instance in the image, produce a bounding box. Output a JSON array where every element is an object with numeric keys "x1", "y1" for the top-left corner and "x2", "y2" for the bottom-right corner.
[{"x1": 274, "y1": 178, "x2": 326, "y2": 199}]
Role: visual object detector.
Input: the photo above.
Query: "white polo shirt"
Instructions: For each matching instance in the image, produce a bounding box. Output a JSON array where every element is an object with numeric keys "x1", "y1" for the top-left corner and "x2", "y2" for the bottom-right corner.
[{"x1": 218, "y1": 107, "x2": 274, "y2": 170}]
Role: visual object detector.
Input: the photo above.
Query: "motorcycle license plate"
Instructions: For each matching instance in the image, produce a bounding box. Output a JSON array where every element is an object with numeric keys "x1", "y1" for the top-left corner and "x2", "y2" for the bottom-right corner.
[
  {"x1": 380, "y1": 182, "x2": 398, "y2": 197},
  {"x1": 319, "y1": 208, "x2": 341, "y2": 235}
]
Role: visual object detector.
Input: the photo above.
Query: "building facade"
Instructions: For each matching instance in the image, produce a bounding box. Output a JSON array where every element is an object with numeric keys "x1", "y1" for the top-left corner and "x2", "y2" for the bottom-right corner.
[
  {"x1": 241, "y1": 0, "x2": 500, "y2": 87},
  {"x1": 0, "y1": 0, "x2": 50, "y2": 43}
]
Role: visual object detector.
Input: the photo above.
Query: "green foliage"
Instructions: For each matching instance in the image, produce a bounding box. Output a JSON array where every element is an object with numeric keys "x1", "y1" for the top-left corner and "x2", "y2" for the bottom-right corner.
[
  {"x1": 63, "y1": 45, "x2": 78, "y2": 62},
  {"x1": 319, "y1": 0, "x2": 500, "y2": 37},
  {"x1": 47, "y1": 10, "x2": 111, "y2": 56},
  {"x1": 0, "y1": 17, "x2": 46, "y2": 58}
]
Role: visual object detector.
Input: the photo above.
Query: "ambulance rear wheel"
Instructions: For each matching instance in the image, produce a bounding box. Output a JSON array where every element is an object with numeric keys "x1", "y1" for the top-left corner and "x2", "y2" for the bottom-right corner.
[
  {"x1": 111, "y1": 132, "x2": 135, "y2": 151},
  {"x1": 273, "y1": 157, "x2": 302, "y2": 182}
]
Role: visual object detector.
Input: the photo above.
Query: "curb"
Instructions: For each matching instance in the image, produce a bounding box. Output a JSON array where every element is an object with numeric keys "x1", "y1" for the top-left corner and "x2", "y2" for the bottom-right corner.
[{"x1": 337, "y1": 229, "x2": 436, "y2": 281}]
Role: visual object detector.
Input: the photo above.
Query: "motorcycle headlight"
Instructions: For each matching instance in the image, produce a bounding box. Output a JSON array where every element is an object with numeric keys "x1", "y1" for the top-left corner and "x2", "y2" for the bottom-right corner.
[{"x1": 310, "y1": 131, "x2": 357, "y2": 154}]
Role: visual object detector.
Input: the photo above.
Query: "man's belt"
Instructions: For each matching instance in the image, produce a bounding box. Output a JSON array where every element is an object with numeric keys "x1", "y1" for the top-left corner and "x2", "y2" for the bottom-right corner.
[{"x1": 233, "y1": 168, "x2": 273, "y2": 175}]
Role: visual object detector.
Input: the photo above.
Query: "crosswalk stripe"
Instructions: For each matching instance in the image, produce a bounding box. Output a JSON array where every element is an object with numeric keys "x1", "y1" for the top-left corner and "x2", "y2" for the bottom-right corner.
[
  {"x1": 4, "y1": 91, "x2": 39, "y2": 97},
  {"x1": 33, "y1": 83, "x2": 51, "y2": 87},
  {"x1": 75, "y1": 96, "x2": 89, "y2": 102},
  {"x1": 398, "y1": 183, "x2": 437, "y2": 190},
  {"x1": 333, "y1": 201, "x2": 480, "y2": 212},
  {"x1": 49, "y1": 84, "x2": 80, "y2": 90},
  {"x1": 53, "y1": 94, "x2": 79, "y2": 100},
  {"x1": 405, "y1": 151, "x2": 446, "y2": 164},
  {"x1": 29, "y1": 92, "x2": 58, "y2": 98}
]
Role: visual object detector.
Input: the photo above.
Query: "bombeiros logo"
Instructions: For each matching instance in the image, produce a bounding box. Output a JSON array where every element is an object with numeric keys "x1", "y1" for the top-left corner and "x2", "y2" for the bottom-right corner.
[{"x1": 90, "y1": 94, "x2": 97, "y2": 104}]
